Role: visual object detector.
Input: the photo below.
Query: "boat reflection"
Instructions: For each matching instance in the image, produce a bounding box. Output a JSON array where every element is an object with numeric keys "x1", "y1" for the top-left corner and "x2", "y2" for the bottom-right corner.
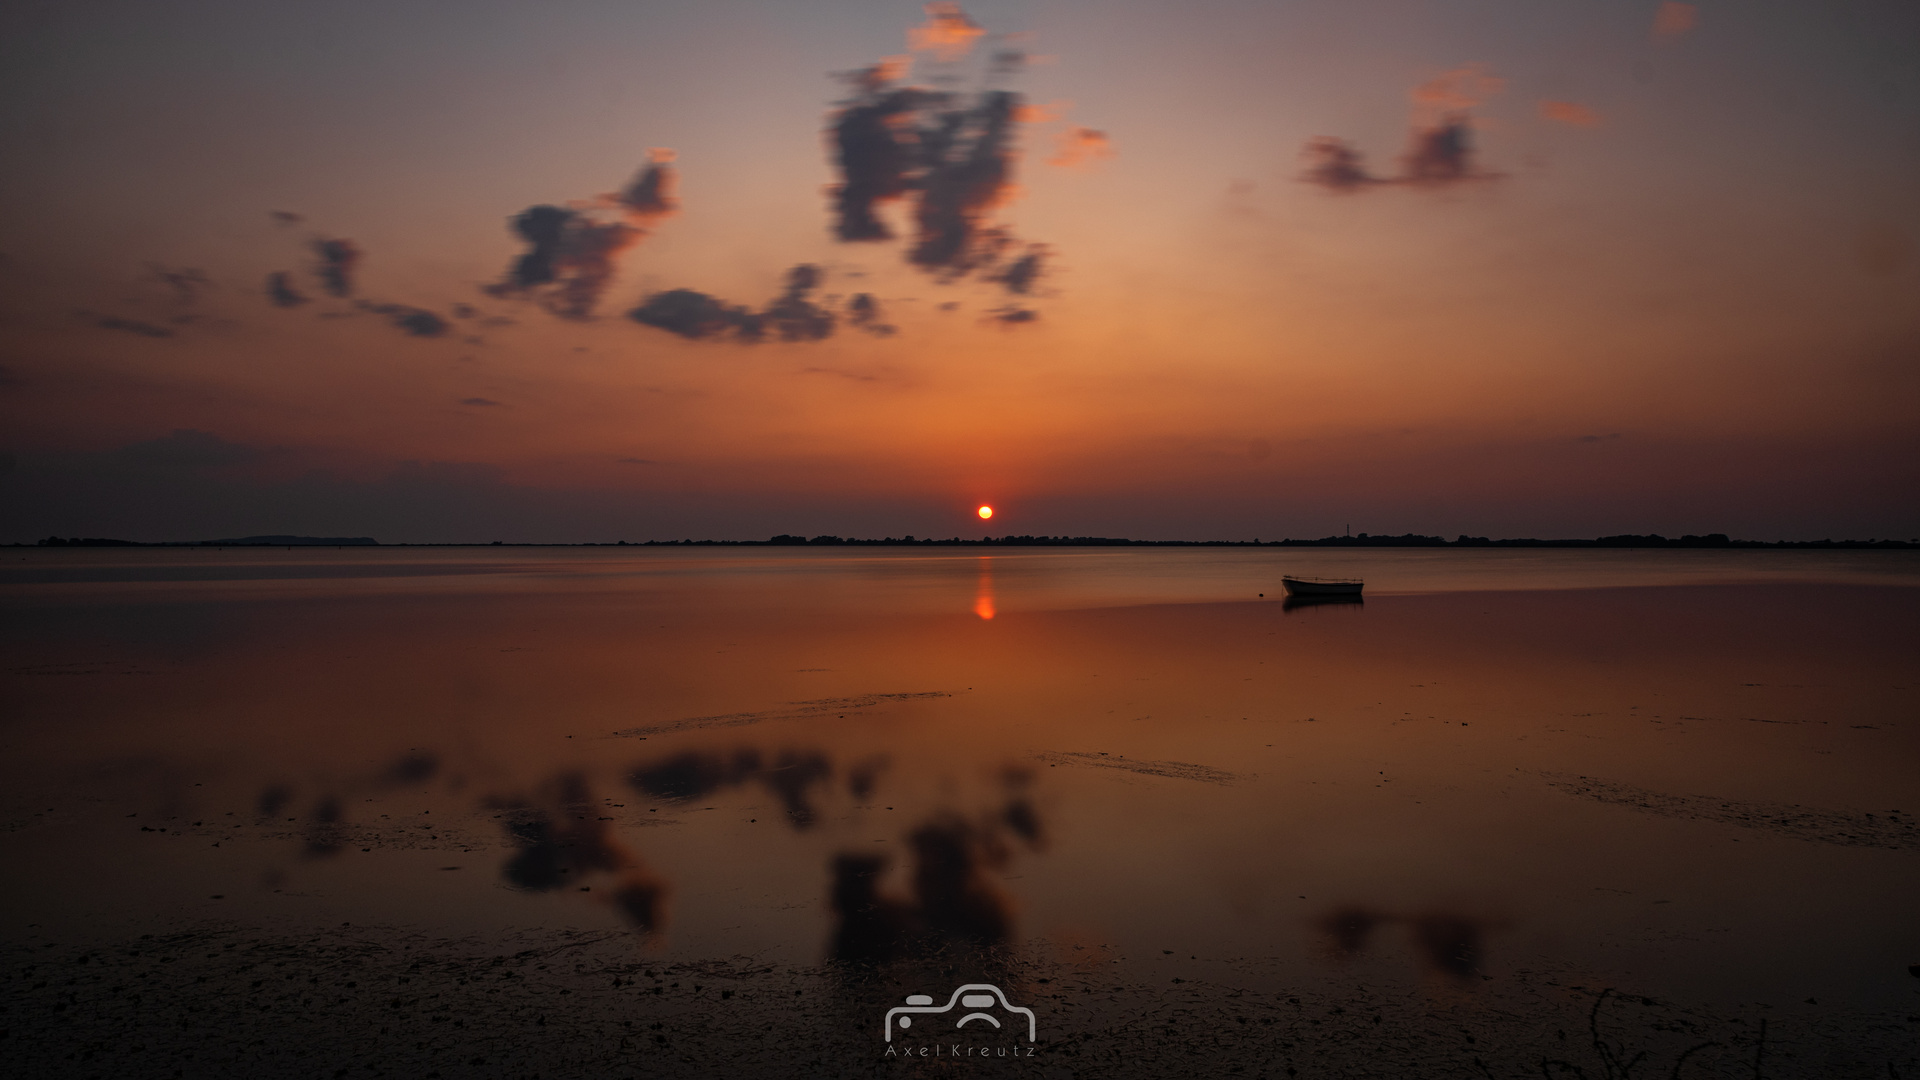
[{"x1": 1282, "y1": 593, "x2": 1365, "y2": 614}]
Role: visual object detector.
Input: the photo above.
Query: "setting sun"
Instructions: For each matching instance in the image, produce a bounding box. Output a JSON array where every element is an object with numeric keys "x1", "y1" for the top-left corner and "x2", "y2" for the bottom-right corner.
[{"x1": 977, "y1": 505, "x2": 994, "y2": 520}]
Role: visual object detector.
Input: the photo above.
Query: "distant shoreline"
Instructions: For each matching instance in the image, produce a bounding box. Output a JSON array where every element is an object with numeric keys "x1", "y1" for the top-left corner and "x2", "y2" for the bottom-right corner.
[{"x1": 20, "y1": 532, "x2": 1920, "y2": 550}]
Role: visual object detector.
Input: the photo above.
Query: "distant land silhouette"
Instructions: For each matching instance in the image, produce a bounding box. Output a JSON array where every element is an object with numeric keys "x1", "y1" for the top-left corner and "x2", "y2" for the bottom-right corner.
[
  {"x1": 33, "y1": 535, "x2": 377, "y2": 547},
  {"x1": 24, "y1": 532, "x2": 1918, "y2": 549}
]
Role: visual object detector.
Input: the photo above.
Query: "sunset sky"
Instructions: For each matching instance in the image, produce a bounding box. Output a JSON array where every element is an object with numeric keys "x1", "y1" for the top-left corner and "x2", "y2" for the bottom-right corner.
[{"x1": 1, "y1": 0, "x2": 1915, "y2": 542}]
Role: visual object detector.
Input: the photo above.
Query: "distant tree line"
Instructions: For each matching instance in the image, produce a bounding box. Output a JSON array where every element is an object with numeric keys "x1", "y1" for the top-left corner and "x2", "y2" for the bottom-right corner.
[{"x1": 22, "y1": 533, "x2": 1917, "y2": 549}]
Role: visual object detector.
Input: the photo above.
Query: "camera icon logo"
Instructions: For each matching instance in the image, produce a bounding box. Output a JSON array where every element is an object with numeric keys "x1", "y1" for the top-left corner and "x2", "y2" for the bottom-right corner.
[{"x1": 883, "y1": 983, "x2": 1036, "y2": 1043}]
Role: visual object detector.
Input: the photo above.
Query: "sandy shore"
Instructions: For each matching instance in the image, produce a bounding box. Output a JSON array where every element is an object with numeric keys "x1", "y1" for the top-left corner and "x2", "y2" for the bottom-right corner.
[{"x1": 8, "y1": 924, "x2": 1914, "y2": 1079}]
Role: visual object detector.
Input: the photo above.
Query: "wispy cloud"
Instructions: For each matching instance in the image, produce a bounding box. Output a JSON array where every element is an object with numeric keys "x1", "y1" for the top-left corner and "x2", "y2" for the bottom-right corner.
[
  {"x1": 1048, "y1": 126, "x2": 1114, "y2": 169},
  {"x1": 1652, "y1": 2, "x2": 1698, "y2": 44},
  {"x1": 75, "y1": 311, "x2": 174, "y2": 338},
  {"x1": 1538, "y1": 100, "x2": 1603, "y2": 128}
]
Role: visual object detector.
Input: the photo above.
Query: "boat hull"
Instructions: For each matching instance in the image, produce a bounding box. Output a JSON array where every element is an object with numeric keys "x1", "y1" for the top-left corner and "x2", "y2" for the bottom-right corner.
[{"x1": 1281, "y1": 577, "x2": 1363, "y2": 597}]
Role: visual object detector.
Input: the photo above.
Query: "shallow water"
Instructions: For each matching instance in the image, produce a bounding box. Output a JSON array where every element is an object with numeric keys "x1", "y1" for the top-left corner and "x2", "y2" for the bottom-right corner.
[{"x1": 3, "y1": 547, "x2": 1917, "y2": 1073}]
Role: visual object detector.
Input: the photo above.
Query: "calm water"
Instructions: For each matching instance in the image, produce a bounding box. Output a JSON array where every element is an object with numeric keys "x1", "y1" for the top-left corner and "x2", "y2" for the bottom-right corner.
[{"x1": 4, "y1": 547, "x2": 1917, "y2": 1073}]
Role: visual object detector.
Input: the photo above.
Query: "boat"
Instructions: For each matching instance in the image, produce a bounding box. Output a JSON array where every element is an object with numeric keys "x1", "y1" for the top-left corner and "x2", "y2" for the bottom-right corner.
[{"x1": 1280, "y1": 575, "x2": 1363, "y2": 597}]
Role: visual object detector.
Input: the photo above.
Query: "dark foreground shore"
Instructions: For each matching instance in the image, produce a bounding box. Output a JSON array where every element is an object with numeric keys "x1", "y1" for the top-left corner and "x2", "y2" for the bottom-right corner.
[{"x1": 7, "y1": 924, "x2": 1914, "y2": 1079}]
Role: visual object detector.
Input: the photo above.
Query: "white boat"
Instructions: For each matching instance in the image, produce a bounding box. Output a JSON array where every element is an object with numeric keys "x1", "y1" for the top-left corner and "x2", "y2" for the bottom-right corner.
[{"x1": 1281, "y1": 575, "x2": 1363, "y2": 597}]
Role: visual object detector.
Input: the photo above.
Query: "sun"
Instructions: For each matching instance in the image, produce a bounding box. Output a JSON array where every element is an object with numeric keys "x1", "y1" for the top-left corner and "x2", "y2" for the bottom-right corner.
[{"x1": 977, "y1": 505, "x2": 994, "y2": 520}]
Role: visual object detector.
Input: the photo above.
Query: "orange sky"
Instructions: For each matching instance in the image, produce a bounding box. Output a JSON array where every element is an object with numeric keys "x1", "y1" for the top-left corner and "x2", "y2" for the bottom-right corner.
[{"x1": 0, "y1": 0, "x2": 1915, "y2": 541}]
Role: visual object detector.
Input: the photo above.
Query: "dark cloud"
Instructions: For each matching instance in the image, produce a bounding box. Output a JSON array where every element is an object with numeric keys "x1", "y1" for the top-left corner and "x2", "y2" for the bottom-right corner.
[
  {"x1": 311, "y1": 238, "x2": 361, "y2": 297},
  {"x1": 269, "y1": 210, "x2": 303, "y2": 226},
  {"x1": 846, "y1": 292, "x2": 897, "y2": 336},
  {"x1": 485, "y1": 205, "x2": 638, "y2": 320},
  {"x1": 148, "y1": 264, "x2": 209, "y2": 306},
  {"x1": 1401, "y1": 117, "x2": 1479, "y2": 185},
  {"x1": 828, "y1": 74, "x2": 927, "y2": 243},
  {"x1": 1303, "y1": 67, "x2": 1503, "y2": 194},
  {"x1": 1301, "y1": 137, "x2": 1379, "y2": 193},
  {"x1": 460, "y1": 397, "x2": 503, "y2": 407},
  {"x1": 486, "y1": 152, "x2": 678, "y2": 319},
  {"x1": 986, "y1": 305, "x2": 1037, "y2": 326},
  {"x1": 987, "y1": 244, "x2": 1046, "y2": 295},
  {"x1": 628, "y1": 287, "x2": 761, "y2": 341},
  {"x1": 615, "y1": 151, "x2": 680, "y2": 221},
  {"x1": 357, "y1": 301, "x2": 450, "y2": 338},
  {"x1": 1302, "y1": 118, "x2": 1496, "y2": 192},
  {"x1": 76, "y1": 312, "x2": 174, "y2": 338},
  {"x1": 628, "y1": 264, "x2": 836, "y2": 345},
  {"x1": 265, "y1": 271, "x2": 308, "y2": 307},
  {"x1": 761, "y1": 264, "x2": 835, "y2": 342},
  {"x1": 827, "y1": 64, "x2": 1032, "y2": 281},
  {"x1": 907, "y1": 90, "x2": 1019, "y2": 275}
]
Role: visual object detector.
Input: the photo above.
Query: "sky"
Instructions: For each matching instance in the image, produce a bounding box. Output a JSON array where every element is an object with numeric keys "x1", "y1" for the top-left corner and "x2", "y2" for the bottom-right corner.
[{"x1": 0, "y1": 0, "x2": 1915, "y2": 543}]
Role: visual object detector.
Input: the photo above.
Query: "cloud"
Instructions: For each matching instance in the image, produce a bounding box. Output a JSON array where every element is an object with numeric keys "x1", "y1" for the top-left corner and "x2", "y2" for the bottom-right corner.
[
  {"x1": 1409, "y1": 65, "x2": 1505, "y2": 122},
  {"x1": 269, "y1": 210, "x2": 303, "y2": 226},
  {"x1": 148, "y1": 264, "x2": 209, "y2": 306},
  {"x1": 486, "y1": 153, "x2": 679, "y2": 320},
  {"x1": 986, "y1": 304, "x2": 1038, "y2": 326},
  {"x1": 485, "y1": 206, "x2": 639, "y2": 320},
  {"x1": 628, "y1": 264, "x2": 837, "y2": 344},
  {"x1": 75, "y1": 311, "x2": 174, "y2": 338},
  {"x1": 760, "y1": 264, "x2": 835, "y2": 342},
  {"x1": 906, "y1": 90, "x2": 1020, "y2": 276},
  {"x1": 1400, "y1": 117, "x2": 1482, "y2": 185},
  {"x1": 1652, "y1": 2, "x2": 1698, "y2": 43},
  {"x1": 357, "y1": 300, "x2": 450, "y2": 338},
  {"x1": 614, "y1": 148, "x2": 680, "y2": 222},
  {"x1": 629, "y1": 287, "x2": 761, "y2": 341},
  {"x1": 846, "y1": 292, "x2": 897, "y2": 336},
  {"x1": 827, "y1": 75, "x2": 931, "y2": 243},
  {"x1": 460, "y1": 397, "x2": 503, "y2": 407},
  {"x1": 826, "y1": 37, "x2": 1042, "y2": 284},
  {"x1": 311, "y1": 237, "x2": 361, "y2": 297},
  {"x1": 1301, "y1": 137, "x2": 1380, "y2": 192},
  {"x1": 987, "y1": 243, "x2": 1046, "y2": 295},
  {"x1": 265, "y1": 271, "x2": 308, "y2": 307},
  {"x1": 1301, "y1": 66, "x2": 1504, "y2": 193},
  {"x1": 1048, "y1": 126, "x2": 1114, "y2": 169},
  {"x1": 907, "y1": 2, "x2": 986, "y2": 62},
  {"x1": 1538, "y1": 100, "x2": 1603, "y2": 128}
]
